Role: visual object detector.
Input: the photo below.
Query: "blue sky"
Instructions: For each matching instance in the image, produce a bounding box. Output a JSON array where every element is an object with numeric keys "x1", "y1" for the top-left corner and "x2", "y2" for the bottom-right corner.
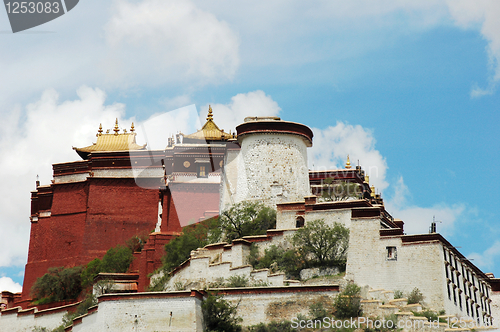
[{"x1": 1, "y1": 0, "x2": 500, "y2": 292}]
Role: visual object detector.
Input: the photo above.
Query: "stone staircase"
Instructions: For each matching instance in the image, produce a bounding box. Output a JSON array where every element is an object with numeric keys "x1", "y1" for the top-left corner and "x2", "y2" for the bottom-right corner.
[
  {"x1": 163, "y1": 238, "x2": 292, "y2": 290},
  {"x1": 361, "y1": 288, "x2": 498, "y2": 332}
]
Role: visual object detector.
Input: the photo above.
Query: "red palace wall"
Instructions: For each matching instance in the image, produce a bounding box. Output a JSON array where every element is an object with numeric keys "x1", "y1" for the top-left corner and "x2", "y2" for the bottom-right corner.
[{"x1": 21, "y1": 177, "x2": 160, "y2": 304}]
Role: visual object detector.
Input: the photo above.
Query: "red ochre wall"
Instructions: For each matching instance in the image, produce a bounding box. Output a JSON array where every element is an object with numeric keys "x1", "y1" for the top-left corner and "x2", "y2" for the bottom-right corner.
[{"x1": 21, "y1": 178, "x2": 160, "y2": 304}]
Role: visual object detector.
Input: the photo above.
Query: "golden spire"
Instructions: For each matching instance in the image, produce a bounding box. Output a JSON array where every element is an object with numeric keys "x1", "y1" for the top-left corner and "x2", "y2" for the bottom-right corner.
[
  {"x1": 114, "y1": 118, "x2": 119, "y2": 135},
  {"x1": 207, "y1": 105, "x2": 213, "y2": 121},
  {"x1": 130, "y1": 122, "x2": 135, "y2": 132},
  {"x1": 345, "y1": 155, "x2": 352, "y2": 169},
  {"x1": 97, "y1": 123, "x2": 103, "y2": 137},
  {"x1": 370, "y1": 185, "x2": 375, "y2": 198}
]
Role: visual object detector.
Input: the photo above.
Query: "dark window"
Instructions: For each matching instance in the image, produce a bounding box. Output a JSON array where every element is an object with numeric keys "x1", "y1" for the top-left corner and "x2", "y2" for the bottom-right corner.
[
  {"x1": 386, "y1": 247, "x2": 397, "y2": 261},
  {"x1": 295, "y1": 216, "x2": 305, "y2": 228}
]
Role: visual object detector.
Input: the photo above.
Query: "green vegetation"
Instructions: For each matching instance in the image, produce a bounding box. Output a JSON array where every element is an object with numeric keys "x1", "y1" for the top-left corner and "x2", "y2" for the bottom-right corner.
[
  {"x1": 250, "y1": 244, "x2": 302, "y2": 278},
  {"x1": 32, "y1": 241, "x2": 135, "y2": 305},
  {"x1": 159, "y1": 202, "x2": 276, "y2": 280},
  {"x1": 293, "y1": 220, "x2": 349, "y2": 268},
  {"x1": 393, "y1": 290, "x2": 404, "y2": 299},
  {"x1": 219, "y1": 201, "x2": 276, "y2": 243},
  {"x1": 407, "y1": 287, "x2": 424, "y2": 305},
  {"x1": 126, "y1": 231, "x2": 149, "y2": 252},
  {"x1": 31, "y1": 266, "x2": 83, "y2": 305},
  {"x1": 309, "y1": 301, "x2": 331, "y2": 321},
  {"x1": 202, "y1": 292, "x2": 242, "y2": 332},
  {"x1": 80, "y1": 245, "x2": 133, "y2": 288},
  {"x1": 162, "y1": 217, "x2": 221, "y2": 273},
  {"x1": 249, "y1": 220, "x2": 349, "y2": 279},
  {"x1": 248, "y1": 321, "x2": 295, "y2": 332},
  {"x1": 333, "y1": 283, "x2": 362, "y2": 319},
  {"x1": 363, "y1": 314, "x2": 398, "y2": 332}
]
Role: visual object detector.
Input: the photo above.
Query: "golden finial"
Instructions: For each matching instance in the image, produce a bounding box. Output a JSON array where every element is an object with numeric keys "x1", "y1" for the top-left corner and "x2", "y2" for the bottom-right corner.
[
  {"x1": 123, "y1": 129, "x2": 127, "y2": 133},
  {"x1": 207, "y1": 105, "x2": 213, "y2": 121},
  {"x1": 114, "y1": 118, "x2": 119, "y2": 135},
  {"x1": 130, "y1": 122, "x2": 135, "y2": 132},
  {"x1": 370, "y1": 185, "x2": 375, "y2": 198},
  {"x1": 97, "y1": 123, "x2": 103, "y2": 137},
  {"x1": 364, "y1": 175, "x2": 370, "y2": 183},
  {"x1": 345, "y1": 155, "x2": 352, "y2": 169},
  {"x1": 106, "y1": 129, "x2": 110, "y2": 134}
]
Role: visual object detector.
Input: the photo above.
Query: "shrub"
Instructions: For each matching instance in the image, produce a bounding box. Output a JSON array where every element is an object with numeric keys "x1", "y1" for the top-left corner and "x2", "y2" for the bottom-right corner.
[
  {"x1": 364, "y1": 314, "x2": 398, "y2": 332},
  {"x1": 309, "y1": 301, "x2": 331, "y2": 320},
  {"x1": 333, "y1": 283, "x2": 362, "y2": 319},
  {"x1": 250, "y1": 244, "x2": 302, "y2": 279},
  {"x1": 248, "y1": 321, "x2": 295, "y2": 332},
  {"x1": 407, "y1": 287, "x2": 424, "y2": 305},
  {"x1": 31, "y1": 266, "x2": 83, "y2": 304},
  {"x1": 393, "y1": 290, "x2": 404, "y2": 299},
  {"x1": 412, "y1": 309, "x2": 438, "y2": 322},
  {"x1": 80, "y1": 245, "x2": 133, "y2": 288},
  {"x1": 126, "y1": 232, "x2": 149, "y2": 252},
  {"x1": 226, "y1": 275, "x2": 249, "y2": 288},
  {"x1": 162, "y1": 217, "x2": 220, "y2": 273},
  {"x1": 202, "y1": 293, "x2": 242, "y2": 332}
]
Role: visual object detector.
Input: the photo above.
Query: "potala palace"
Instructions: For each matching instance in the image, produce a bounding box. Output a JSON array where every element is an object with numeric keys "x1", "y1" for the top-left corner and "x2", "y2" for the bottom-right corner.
[{"x1": 1, "y1": 108, "x2": 499, "y2": 332}]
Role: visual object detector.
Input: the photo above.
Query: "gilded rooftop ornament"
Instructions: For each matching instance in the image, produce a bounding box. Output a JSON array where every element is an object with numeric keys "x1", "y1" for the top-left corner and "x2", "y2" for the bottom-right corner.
[
  {"x1": 345, "y1": 155, "x2": 352, "y2": 169},
  {"x1": 182, "y1": 106, "x2": 235, "y2": 142},
  {"x1": 114, "y1": 118, "x2": 119, "y2": 135}
]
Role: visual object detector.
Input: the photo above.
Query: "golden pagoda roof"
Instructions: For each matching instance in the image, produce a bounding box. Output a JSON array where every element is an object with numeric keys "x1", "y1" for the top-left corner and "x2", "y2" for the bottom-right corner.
[
  {"x1": 183, "y1": 106, "x2": 235, "y2": 141},
  {"x1": 73, "y1": 120, "x2": 147, "y2": 159}
]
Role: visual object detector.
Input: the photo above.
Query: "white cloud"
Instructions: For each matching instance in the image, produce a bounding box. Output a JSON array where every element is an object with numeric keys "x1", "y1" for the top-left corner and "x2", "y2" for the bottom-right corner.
[
  {"x1": 446, "y1": 0, "x2": 500, "y2": 93},
  {"x1": 309, "y1": 122, "x2": 388, "y2": 191},
  {"x1": 0, "y1": 277, "x2": 22, "y2": 293},
  {"x1": 201, "y1": 90, "x2": 281, "y2": 132},
  {"x1": 103, "y1": 0, "x2": 240, "y2": 87},
  {"x1": 467, "y1": 241, "x2": 500, "y2": 272},
  {"x1": 385, "y1": 176, "x2": 465, "y2": 235},
  {"x1": 0, "y1": 86, "x2": 128, "y2": 267}
]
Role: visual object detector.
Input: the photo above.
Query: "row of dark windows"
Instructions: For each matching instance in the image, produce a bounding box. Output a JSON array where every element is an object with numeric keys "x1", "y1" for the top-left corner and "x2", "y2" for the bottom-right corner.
[{"x1": 443, "y1": 249, "x2": 491, "y2": 323}]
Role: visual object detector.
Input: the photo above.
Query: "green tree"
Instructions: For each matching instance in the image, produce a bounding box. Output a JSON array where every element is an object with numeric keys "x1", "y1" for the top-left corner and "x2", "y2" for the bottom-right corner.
[
  {"x1": 292, "y1": 219, "x2": 349, "y2": 268},
  {"x1": 251, "y1": 244, "x2": 302, "y2": 278},
  {"x1": 334, "y1": 283, "x2": 362, "y2": 318},
  {"x1": 31, "y1": 266, "x2": 83, "y2": 304},
  {"x1": 202, "y1": 293, "x2": 242, "y2": 332},
  {"x1": 219, "y1": 201, "x2": 276, "y2": 242}
]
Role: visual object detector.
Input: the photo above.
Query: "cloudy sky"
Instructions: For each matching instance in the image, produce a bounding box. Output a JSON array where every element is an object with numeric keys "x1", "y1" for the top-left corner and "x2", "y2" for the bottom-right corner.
[{"x1": 1, "y1": 0, "x2": 500, "y2": 292}]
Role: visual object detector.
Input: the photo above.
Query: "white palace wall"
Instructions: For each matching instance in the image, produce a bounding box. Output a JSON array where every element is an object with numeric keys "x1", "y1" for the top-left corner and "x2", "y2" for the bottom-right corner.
[{"x1": 346, "y1": 216, "x2": 446, "y2": 311}]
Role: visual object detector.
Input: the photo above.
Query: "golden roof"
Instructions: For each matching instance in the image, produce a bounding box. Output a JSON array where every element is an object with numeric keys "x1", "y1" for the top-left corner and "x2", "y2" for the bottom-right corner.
[
  {"x1": 183, "y1": 106, "x2": 235, "y2": 141},
  {"x1": 73, "y1": 119, "x2": 146, "y2": 159}
]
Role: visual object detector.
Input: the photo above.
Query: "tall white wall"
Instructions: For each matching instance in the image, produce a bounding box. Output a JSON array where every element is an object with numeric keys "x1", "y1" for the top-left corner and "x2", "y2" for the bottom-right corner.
[
  {"x1": 72, "y1": 294, "x2": 203, "y2": 332},
  {"x1": 236, "y1": 134, "x2": 310, "y2": 206}
]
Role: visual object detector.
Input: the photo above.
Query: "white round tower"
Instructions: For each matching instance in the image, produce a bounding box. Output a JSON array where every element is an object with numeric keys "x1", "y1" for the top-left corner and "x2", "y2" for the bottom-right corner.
[{"x1": 233, "y1": 116, "x2": 313, "y2": 206}]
